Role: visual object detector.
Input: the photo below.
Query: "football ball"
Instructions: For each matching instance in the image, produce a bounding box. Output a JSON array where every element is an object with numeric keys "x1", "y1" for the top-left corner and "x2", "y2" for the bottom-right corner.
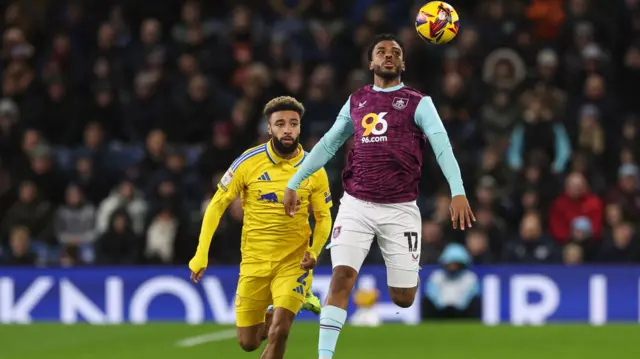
[{"x1": 415, "y1": 1, "x2": 460, "y2": 45}]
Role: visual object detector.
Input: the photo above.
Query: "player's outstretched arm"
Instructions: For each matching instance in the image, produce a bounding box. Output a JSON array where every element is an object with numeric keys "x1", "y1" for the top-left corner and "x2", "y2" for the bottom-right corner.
[
  {"x1": 414, "y1": 96, "x2": 475, "y2": 230},
  {"x1": 302, "y1": 169, "x2": 334, "y2": 270},
  {"x1": 189, "y1": 167, "x2": 244, "y2": 283},
  {"x1": 284, "y1": 98, "x2": 354, "y2": 216}
]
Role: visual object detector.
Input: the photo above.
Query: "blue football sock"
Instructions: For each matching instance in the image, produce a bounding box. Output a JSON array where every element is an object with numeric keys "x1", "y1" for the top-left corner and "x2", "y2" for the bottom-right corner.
[{"x1": 318, "y1": 305, "x2": 347, "y2": 359}]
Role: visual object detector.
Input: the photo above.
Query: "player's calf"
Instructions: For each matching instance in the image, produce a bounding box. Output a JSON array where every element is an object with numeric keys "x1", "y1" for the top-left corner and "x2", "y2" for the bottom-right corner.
[
  {"x1": 260, "y1": 307, "x2": 274, "y2": 341},
  {"x1": 261, "y1": 307, "x2": 296, "y2": 359},
  {"x1": 325, "y1": 265, "x2": 358, "y2": 308}
]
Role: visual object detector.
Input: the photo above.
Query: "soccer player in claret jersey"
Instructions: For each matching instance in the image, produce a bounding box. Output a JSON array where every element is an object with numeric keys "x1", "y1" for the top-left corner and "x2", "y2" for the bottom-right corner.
[
  {"x1": 189, "y1": 96, "x2": 332, "y2": 359},
  {"x1": 283, "y1": 33, "x2": 475, "y2": 359}
]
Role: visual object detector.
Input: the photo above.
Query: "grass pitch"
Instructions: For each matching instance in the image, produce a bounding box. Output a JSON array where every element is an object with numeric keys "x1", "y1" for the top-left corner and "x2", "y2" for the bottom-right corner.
[{"x1": 0, "y1": 323, "x2": 638, "y2": 358}]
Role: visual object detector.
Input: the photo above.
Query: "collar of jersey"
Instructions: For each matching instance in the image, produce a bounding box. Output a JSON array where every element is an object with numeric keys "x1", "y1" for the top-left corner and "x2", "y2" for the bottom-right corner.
[
  {"x1": 266, "y1": 140, "x2": 306, "y2": 167},
  {"x1": 372, "y1": 82, "x2": 405, "y2": 92}
]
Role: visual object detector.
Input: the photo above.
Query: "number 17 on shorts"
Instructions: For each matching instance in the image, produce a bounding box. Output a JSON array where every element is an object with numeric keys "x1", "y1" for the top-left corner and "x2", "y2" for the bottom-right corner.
[{"x1": 404, "y1": 231, "x2": 419, "y2": 256}]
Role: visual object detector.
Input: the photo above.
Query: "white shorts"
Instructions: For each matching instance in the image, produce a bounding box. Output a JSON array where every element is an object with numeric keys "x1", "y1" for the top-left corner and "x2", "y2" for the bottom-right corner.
[{"x1": 328, "y1": 192, "x2": 421, "y2": 288}]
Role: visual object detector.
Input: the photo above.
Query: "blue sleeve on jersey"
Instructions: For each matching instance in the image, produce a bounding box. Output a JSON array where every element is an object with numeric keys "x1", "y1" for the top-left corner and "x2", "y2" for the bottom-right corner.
[
  {"x1": 414, "y1": 97, "x2": 446, "y2": 136},
  {"x1": 287, "y1": 97, "x2": 354, "y2": 190},
  {"x1": 414, "y1": 97, "x2": 466, "y2": 197}
]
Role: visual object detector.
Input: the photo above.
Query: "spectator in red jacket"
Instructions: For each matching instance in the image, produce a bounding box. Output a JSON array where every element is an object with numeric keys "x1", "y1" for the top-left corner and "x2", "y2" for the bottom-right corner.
[{"x1": 549, "y1": 172, "x2": 604, "y2": 243}]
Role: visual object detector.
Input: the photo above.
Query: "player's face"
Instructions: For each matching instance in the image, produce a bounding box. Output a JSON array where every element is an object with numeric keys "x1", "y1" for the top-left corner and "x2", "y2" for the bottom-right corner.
[
  {"x1": 268, "y1": 110, "x2": 301, "y2": 155},
  {"x1": 369, "y1": 40, "x2": 405, "y2": 80}
]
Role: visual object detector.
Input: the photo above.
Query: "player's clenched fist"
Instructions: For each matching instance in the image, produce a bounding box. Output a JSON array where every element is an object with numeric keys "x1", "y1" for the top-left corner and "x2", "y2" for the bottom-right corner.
[
  {"x1": 188, "y1": 257, "x2": 207, "y2": 284},
  {"x1": 450, "y1": 195, "x2": 475, "y2": 231},
  {"x1": 300, "y1": 251, "x2": 317, "y2": 270},
  {"x1": 283, "y1": 188, "x2": 301, "y2": 217}
]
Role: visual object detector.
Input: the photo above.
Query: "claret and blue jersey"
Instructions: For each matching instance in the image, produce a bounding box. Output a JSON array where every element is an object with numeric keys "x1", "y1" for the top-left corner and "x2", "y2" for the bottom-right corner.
[{"x1": 288, "y1": 83, "x2": 465, "y2": 204}]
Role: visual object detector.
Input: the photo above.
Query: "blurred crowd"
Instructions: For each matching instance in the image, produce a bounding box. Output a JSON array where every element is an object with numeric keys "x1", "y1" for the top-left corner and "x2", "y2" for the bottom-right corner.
[{"x1": 1, "y1": 0, "x2": 640, "y2": 267}]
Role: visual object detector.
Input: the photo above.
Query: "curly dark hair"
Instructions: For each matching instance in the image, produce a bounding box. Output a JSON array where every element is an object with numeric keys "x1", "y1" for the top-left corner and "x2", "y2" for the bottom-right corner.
[{"x1": 367, "y1": 33, "x2": 405, "y2": 62}]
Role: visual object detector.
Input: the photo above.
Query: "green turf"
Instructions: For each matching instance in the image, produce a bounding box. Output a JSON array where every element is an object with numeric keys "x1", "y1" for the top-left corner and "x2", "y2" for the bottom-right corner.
[{"x1": 0, "y1": 323, "x2": 638, "y2": 358}]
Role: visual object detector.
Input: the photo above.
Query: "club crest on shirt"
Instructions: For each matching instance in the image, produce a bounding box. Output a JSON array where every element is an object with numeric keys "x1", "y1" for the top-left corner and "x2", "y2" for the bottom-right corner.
[
  {"x1": 333, "y1": 225, "x2": 341, "y2": 239},
  {"x1": 392, "y1": 97, "x2": 409, "y2": 110}
]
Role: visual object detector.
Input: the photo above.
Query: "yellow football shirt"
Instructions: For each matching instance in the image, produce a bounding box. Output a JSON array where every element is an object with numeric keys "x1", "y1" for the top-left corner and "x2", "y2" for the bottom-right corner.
[{"x1": 190, "y1": 141, "x2": 333, "y2": 269}]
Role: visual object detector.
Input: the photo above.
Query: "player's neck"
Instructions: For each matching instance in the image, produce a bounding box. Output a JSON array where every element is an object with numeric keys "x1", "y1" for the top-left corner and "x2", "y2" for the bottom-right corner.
[
  {"x1": 279, "y1": 149, "x2": 299, "y2": 160},
  {"x1": 373, "y1": 76, "x2": 402, "y2": 89},
  {"x1": 271, "y1": 140, "x2": 299, "y2": 160}
]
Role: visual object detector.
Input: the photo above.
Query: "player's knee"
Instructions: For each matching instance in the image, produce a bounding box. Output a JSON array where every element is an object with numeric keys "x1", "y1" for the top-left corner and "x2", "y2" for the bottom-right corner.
[
  {"x1": 389, "y1": 286, "x2": 417, "y2": 308},
  {"x1": 267, "y1": 322, "x2": 291, "y2": 343},
  {"x1": 238, "y1": 337, "x2": 261, "y2": 352}
]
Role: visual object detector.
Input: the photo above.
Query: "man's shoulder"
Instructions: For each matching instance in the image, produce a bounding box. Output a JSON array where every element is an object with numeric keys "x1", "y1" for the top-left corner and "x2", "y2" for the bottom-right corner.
[
  {"x1": 230, "y1": 143, "x2": 269, "y2": 173},
  {"x1": 400, "y1": 86, "x2": 428, "y2": 99},
  {"x1": 348, "y1": 86, "x2": 373, "y2": 104}
]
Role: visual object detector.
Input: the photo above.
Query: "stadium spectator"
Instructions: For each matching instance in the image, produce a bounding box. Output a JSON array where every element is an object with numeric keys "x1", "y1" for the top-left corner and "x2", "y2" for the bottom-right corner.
[
  {"x1": 2, "y1": 180, "x2": 54, "y2": 244},
  {"x1": 69, "y1": 155, "x2": 111, "y2": 205},
  {"x1": 568, "y1": 216, "x2": 599, "y2": 262},
  {"x1": 94, "y1": 209, "x2": 139, "y2": 265},
  {"x1": 96, "y1": 181, "x2": 147, "y2": 235},
  {"x1": 605, "y1": 164, "x2": 640, "y2": 222},
  {"x1": 465, "y1": 230, "x2": 493, "y2": 264},
  {"x1": 420, "y1": 220, "x2": 445, "y2": 265},
  {"x1": 198, "y1": 121, "x2": 236, "y2": 184},
  {"x1": 472, "y1": 207, "x2": 507, "y2": 258},
  {"x1": 549, "y1": 172, "x2": 603, "y2": 243},
  {"x1": 603, "y1": 202, "x2": 624, "y2": 234},
  {"x1": 423, "y1": 243, "x2": 480, "y2": 320},
  {"x1": 597, "y1": 222, "x2": 640, "y2": 263},
  {"x1": 563, "y1": 243, "x2": 583, "y2": 265},
  {"x1": 502, "y1": 212, "x2": 559, "y2": 264},
  {"x1": 22, "y1": 144, "x2": 67, "y2": 205},
  {"x1": 55, "y1": 184, "x2": 96, "y2": 246},
  {"x1": 0, "y1": 225, "x2": 36, "y2": 266},
  {"x1": 506, "y1": 97, "x2": 571, "y2": 174}
]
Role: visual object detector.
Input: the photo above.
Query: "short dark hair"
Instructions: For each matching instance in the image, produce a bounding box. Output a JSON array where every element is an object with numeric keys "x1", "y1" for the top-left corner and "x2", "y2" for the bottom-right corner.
[
  {"x1": 367, "y1": 33, "x2": 405, "y2": 62},
  {"x1": 263, "y1": 96, "x2": 305, "y2": 120}
]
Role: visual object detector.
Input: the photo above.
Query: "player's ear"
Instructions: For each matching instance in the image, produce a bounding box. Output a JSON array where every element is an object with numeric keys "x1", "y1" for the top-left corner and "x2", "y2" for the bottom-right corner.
[
  {"x1": 369, "y1": 61, "x2": 374, "y2": 71},
  {"x1": 402, "y1": 60, "x2": 406, "y2": 72}
]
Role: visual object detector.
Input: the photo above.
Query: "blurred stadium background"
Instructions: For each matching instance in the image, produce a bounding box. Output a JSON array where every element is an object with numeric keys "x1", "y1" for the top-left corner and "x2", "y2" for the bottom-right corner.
[{"x1": 1, "y1": 0, "x2": 640, "y2": 357}]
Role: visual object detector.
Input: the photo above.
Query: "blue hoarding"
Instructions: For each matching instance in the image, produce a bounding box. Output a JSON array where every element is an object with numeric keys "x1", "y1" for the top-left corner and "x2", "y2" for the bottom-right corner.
[{"x1": 0, "y1": 266, "x2": 638, "y2": 325}]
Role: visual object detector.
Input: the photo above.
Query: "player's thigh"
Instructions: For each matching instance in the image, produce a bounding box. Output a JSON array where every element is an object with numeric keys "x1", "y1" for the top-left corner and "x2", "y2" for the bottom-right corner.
[
  {"x1": 236, "y1": 265, "x2": 273, "y2": 327},
  {"x1": 376, "y1": 203, "x2": 422, "y2": 288},
  {"x1": 270, "y1": 260, "x2": 312, "y2": 315},
  {"x1": 328, "y1": 193, "x2": 376, "y2": 272}
]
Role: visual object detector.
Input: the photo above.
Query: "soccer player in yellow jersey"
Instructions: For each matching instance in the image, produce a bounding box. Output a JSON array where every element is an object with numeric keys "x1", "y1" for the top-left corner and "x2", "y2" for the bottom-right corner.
[{"x1": 189, "y1": 96, "x2": 333, "y2": 359}]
